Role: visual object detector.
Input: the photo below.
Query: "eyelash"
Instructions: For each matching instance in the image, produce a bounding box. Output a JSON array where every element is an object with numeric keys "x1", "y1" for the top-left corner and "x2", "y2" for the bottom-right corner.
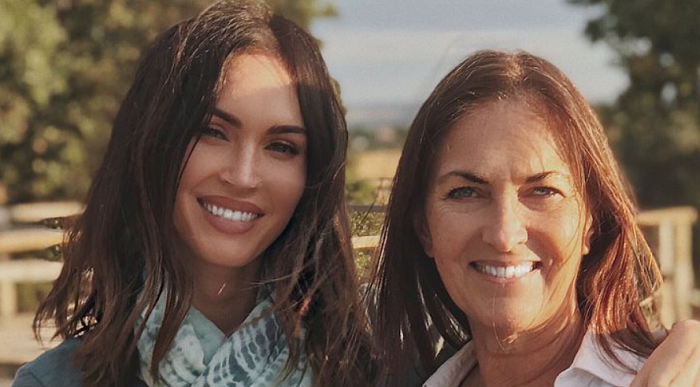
[
  {"x1": 202, "y1": 126, "x2": 226, "y2": 140},
  {"x1": 201, "y1": 127, "x2": 300, "y2": 155},
  {"x1": 531, "y1": 186, "x2": 561, "y2": 197},
  {"x1": 445, "y1": 186, "x2": 563, "y2": 200},
  {"x1": 446, "y1": 186, "x2": 477, "y2": 200},
  {"x1": 267, "y1": 141, "x2": 300, "y2": 155}
]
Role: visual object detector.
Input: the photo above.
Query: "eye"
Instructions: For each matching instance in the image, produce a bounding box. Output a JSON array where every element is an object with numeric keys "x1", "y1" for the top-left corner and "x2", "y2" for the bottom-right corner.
[
  {"x1": 201, "y1": 126, "x2": 227, "y2": 140},
  {"x1": 446, "y1": 186, "x2": 478, "y2": 200},
  {"x1": 267, "y1": 141, "x2": 300, "y2": 155},
  {"x1": 531, "y1": 187, "x2": 561, "y2": 197}
]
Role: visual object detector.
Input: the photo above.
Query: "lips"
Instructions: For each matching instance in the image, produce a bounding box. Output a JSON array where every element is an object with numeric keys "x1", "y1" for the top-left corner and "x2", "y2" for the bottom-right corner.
[
  {"x1": 201, "y1": 201, "x2": 260, "y2": 222},
  {"x1": 471, "y1": 261, "x2": 540, "y2": 280},
  {"x1": 197, "y1": 196, "x2": 263, "y2": 234}
]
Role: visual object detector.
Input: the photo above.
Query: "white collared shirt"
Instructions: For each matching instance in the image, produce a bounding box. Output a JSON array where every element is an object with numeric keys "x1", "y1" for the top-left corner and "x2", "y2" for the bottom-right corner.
[{"x1": 423, "y1": 332, "x2": 645, "y2": 387}]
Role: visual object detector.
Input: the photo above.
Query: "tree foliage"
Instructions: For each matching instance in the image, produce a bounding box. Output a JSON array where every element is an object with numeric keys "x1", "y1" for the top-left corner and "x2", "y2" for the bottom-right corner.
[
  {"x1": 570, "y1": 0, "x2": 700, "y2": 209},
  {"x1": 0, "y1": 0, "x2": 335, "y2": 203},
  {"x1": 570, "y1": 0, "x2": 700, "y2": 272}
]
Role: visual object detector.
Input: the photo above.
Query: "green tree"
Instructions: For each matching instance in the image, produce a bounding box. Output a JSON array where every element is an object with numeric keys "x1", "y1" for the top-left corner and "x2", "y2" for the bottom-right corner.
[
  {"x1": 570, "y1": 0, "x2": 700, "y2": 269},
  {"x1": 0, "y1": 0, "x2": 335, "y2": 203}
]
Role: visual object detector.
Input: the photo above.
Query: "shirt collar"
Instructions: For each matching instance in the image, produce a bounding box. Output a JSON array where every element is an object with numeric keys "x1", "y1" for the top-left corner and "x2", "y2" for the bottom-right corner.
[
  {"x1": 422, "y1": 341, "x2": 477, "y2": 387},
  {"x1": 422, "y1": 331, "x2": 645, "y2": 387},
  {"x1": 555, "y1": 331, "x2": 644, "y2": 387}
]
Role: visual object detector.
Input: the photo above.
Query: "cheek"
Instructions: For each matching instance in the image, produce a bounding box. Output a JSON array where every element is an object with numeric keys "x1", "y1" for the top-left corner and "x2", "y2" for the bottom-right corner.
[
  {"x1": 427, "y1": 209, "x2": 480, "y2": 259},
  {"x1": 268, "y1": 161, "x2": 306, "y2": 212},
  {"x1": 426, "y1": 211, "x2": 480, "y2": 304},
  {"x1": 177, "y1": 142, "x2": 217, "y2": 191},
  {"x1": 532, "y1": 201, "x2": 589, "y2": 259},
  {"x1": 553, "y1": 214, "x2": 588, "y2": 259},
  {"x1": 532, "y1": 211, "x2": 587, "y2": 289}
]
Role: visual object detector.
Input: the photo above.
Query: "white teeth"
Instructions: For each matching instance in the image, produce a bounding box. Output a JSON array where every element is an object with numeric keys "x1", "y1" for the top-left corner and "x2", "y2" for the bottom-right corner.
[
  {"x1": 202, "y1": 202, "x2": 259, "y2": 222},
  {"x1": 475, "y1": 262, "x2": 535, "y2": 279}
]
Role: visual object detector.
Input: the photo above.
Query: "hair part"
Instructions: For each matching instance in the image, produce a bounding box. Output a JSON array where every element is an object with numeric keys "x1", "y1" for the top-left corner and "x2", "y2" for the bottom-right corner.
[
  {"x1": 370, "y1": 50, "x2": 662, "y2": 385},
  {"x1": 35, "y1": 2, "x2": 373, "y2": 386}
]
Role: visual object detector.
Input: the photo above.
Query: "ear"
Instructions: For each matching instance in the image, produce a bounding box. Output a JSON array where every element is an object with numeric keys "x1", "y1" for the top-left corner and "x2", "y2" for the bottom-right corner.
[
  {"x1": 581, "y1": 212, "x2": 594, "y2": 256},
  {"x1": 414, "y1": 213, "x2": 435, "y2": 258}
]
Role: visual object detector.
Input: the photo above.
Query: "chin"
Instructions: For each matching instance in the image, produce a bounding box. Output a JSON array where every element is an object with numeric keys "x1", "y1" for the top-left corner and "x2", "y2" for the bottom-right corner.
[
  {"x1": 469, "y1": 302, "x2": 546, "y2": 333},
  {"x1": 196, "y1": 245, "x2": 262, "y2": 269}
]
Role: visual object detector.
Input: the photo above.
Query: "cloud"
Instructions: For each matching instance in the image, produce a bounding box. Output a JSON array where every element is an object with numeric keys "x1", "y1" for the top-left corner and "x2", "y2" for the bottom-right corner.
[
  {"x1": 317, "y1": 26, "x2": 627, "y2": 106},
  {"x1": 319, "y1": 0, "x2": 603, "y2": 31}
]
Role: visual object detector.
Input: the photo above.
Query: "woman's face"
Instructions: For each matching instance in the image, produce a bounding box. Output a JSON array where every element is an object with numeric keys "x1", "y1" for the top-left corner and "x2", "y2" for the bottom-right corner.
[
  {"x1": 420, "y1": 99, "x2": 591, "y2": 334},
  {"x1": 173, "y1": 53, "x2": 306, "y2": 273}
]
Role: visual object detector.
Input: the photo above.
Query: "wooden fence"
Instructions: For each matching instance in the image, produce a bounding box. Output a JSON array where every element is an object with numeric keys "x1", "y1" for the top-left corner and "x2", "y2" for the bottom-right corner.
[
  {"x1": 637, "y1": 206, "x2": 699, "y2": 326},
  {"x1": 0, "y1": 203, "x2": 697, "y2": 368},
  {"x1": 0, "y1": 203, "x2": 698, "y2": 320}
]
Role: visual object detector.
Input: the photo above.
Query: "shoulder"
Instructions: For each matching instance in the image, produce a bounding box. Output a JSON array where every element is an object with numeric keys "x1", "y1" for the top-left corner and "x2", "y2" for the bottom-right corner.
[{"x1": 12, "y1": 338, "x2": 83, "y2": 387}]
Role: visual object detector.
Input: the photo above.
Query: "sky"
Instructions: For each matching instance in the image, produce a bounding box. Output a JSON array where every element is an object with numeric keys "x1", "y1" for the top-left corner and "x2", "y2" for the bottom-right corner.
[{"x1": 311, "y1": 0, "x2": 627, "y2": 117}]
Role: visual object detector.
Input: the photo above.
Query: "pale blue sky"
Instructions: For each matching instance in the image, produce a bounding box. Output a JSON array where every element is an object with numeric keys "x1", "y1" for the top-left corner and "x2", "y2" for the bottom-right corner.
[{"x1": 312, "y1": 0, "x2": 627, "y2": 109}]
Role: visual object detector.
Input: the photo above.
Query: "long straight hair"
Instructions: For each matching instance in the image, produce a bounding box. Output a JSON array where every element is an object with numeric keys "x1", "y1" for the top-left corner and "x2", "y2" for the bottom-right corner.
[
  {"x1": 34, "y1": 2, "x2": 372, "y2": 386},
  {"x1": 370, "y1": 50, "x2": 662, "y2": 385}
]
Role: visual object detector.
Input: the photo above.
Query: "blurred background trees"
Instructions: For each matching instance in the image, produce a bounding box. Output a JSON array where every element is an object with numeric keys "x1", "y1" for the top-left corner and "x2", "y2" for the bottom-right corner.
[
  {"x1": 0, "y1": 0, "x2": 335, "y2": 204},
  {"x1": 570, "y1": 0, "x2": 700, "y2": 268},
  {"x1": 3, "y1": 0, "x2": 700, "y2": 240},
  {"x1": 570, "y1": 0, "x2": 700, "y2": 209}
]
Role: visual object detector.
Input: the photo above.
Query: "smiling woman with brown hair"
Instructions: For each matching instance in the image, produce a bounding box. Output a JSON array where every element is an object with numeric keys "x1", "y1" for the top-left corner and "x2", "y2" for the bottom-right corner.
[
  {"x1": 11, "y1": 2, "x2": 371, "y2": 386},
  {"x1": 370, "y1": 50, "x2": 696, "y2": 387}
]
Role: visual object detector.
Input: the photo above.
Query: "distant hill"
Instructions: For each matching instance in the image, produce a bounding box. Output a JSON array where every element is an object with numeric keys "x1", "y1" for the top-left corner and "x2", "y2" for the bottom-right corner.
[{"x1": 344, "y1": 102, "x2": 420, "y2": 130}]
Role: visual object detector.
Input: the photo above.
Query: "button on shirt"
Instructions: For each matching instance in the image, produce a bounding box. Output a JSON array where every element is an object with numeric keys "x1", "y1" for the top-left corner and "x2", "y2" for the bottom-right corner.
[{"x1": 423, "y1": 332, "x2": 645, "y2": 387}]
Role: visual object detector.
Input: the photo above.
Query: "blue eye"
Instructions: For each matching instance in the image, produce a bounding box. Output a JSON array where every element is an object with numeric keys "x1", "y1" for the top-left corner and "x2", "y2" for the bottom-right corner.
[
  {"x1": 201, "y1": 127, "x2": 227, "y2": 140},
  {"x1": 447, "y1": 186, "x2": 477, "y2": 199},
  {"x1": 532, "y1": 187, "x2": 560, "y2": 196},
  {"x1": 267, "y1": 142, "x2": 299, "y2": 155}
]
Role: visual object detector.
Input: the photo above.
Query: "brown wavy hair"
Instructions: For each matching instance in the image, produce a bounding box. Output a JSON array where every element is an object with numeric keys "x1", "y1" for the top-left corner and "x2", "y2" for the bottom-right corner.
[
  {"x1": 34, "y1": 1, "x2": 372, "y2": 386},
  {"x1": 369, "y1": 50, "x2": 663, "y2": 385}
]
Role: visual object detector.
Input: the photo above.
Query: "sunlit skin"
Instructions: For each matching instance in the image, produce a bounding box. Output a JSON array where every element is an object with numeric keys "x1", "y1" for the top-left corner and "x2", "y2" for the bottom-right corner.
[
  {"x1": 420, "y1": 99, "x2": 593, "y2": 386},
  {"x1": 173, "y1": 54, "x2": 306, "y2": 334}
]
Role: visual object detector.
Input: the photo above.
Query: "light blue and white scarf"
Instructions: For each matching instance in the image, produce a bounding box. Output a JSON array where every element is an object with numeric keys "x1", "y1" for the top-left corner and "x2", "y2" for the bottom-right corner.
[{"x1": 136, "y1": 294, "x2": 313, "y2": 387}]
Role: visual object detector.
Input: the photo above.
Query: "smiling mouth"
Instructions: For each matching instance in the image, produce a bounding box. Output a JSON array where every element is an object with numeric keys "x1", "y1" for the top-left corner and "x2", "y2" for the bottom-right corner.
[
  {"x1": 200, "y1": 201, "x2": 262, "y2": 222},
  {"x1": 471, "y1": 262, "x2": 540, "y2": 279}
]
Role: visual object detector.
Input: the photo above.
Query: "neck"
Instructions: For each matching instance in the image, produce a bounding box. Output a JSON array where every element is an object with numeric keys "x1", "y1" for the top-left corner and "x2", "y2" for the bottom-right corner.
[
  {"x1": 468, "y1": 307, "x2": 584, "y2": 387},
  {"x1": 191, "y1": 258, "x2": 261, "y2": 336}
]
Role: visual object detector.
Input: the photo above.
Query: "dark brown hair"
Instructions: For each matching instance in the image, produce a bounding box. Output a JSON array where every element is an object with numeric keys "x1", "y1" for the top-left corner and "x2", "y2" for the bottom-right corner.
[
  {"x1": 370, "y1": 50, "x2": 662, "y2": 385},
  {"x1": 34, "y1": 1, "x2": 372, "y2": 386}
]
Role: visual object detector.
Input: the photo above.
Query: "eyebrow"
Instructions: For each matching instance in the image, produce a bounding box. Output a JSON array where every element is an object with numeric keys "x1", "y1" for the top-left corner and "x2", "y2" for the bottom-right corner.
[
  {"x1": 438, "y1": 170, "x2": 569, "y2": 185},
  {"x1": 439, "y1": 171, "x2": 489, "y2": 185},
  {"x1": 269, "y1": 125, "x2": 306, "y2": 135},
  {"x1": 213, "y1": 108, "x2": 241, "y2": 127},
  {"x1": 525, "y1": 171, "x2": 569, "y2": 183},
  {"x1": 213, "y1": 108, "x2": 306, "y2": 135}
]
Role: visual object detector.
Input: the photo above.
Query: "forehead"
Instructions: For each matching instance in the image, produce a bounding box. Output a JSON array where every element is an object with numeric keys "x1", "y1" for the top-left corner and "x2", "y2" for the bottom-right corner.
[
  {"x1": 214, "y1": 53, "x2": 302, "y2": 126},
  {"x1": 220, "y1": 53, "x2": 294, "y2": 98},
  {"x1": 434, "y1": 99, "x2": 571, "y2": 180}
]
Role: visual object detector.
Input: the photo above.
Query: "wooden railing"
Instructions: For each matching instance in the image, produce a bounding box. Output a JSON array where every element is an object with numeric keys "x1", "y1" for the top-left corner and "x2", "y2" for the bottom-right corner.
[
  {"x1": 0, "y1": 204, "x2": 697, "y2": 323},
  {"x1": 637, "y1": 206, "x2": 699, "y2": 326},
  {"x1": 0, "y1": 202, "x2": 81, "y2": 318}
]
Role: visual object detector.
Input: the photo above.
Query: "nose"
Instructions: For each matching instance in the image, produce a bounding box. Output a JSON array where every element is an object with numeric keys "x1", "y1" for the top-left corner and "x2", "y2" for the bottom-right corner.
[
  {"x1": 482, "y1": 197, "x2": 528, "y2": 252},
  {"x1": 219, "y1": 147, "x2": 261, "y2": 190}
]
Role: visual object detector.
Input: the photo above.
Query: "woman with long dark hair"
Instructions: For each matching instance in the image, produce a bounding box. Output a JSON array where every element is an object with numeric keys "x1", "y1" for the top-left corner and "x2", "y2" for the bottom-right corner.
[
  {"x1": 371, "y1": 50, "x2": 700, "y2": 386},
  {"x1": 12, "y1": 4, "x2": 700, "y2": 386},
  {"x1": 12, "y1": 2, "x2": 371, "y2": 386}
]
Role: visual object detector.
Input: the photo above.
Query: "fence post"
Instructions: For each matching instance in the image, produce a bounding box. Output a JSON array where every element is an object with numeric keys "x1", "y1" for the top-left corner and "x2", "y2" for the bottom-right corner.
[
  {"x1": 656, "y1": 221, "x2": 676, "y2": 327},
  {"x1": 673, "y1": 219, "x2": 694, "y2": 321},
  {"x1": 0, "y1": 280, "x2": 16, "y2": 319}
]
